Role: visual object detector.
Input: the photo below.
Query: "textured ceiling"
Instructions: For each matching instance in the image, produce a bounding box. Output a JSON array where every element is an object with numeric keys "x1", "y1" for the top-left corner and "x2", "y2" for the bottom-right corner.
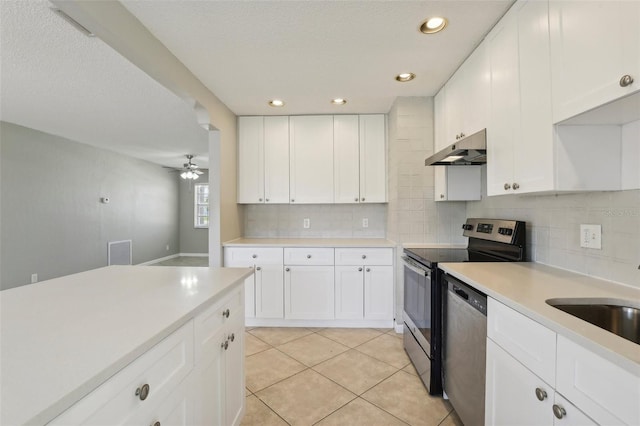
[
  {"x1": 1, "y1": 0, "x2": 514, "y2": 167},
  {"x1": 122, "y1": 0, "x2": 514, "y2": 115},
  {"x1": 0, "y1": 0, "x2": 208, "y2": 168}
]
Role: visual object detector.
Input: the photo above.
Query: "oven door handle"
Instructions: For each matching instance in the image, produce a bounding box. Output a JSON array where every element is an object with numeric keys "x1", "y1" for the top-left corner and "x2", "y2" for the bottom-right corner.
[{"x1": 402, "y1": 256, "x2": 431, "y2": 278}]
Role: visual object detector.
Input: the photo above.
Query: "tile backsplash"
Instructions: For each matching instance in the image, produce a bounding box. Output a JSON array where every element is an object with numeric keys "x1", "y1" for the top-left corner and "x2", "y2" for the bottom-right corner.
[{"x1": 243, "y1": 203, "x2": 386, "y2": 238}]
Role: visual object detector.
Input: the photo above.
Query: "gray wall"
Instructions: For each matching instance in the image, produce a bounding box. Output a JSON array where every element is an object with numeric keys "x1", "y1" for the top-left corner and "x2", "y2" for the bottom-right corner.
[
  {"x1": 179, "y1": 170, "x2": 209, "y2": 253},
  {"x1": 0, "y1": 122, "x2": 180, "y2": 290}
]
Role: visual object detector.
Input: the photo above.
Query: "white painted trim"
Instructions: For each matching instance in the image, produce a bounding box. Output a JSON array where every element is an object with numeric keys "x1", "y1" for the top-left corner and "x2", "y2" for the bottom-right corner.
[
  {"x1": 178, "y1": 252, "x2": 209, "y2": 257},
  {"x1": 137, "y1": 253, "x2": 180, "y2": 265},
  {"x1": 245, "y1": 318, "x2": 395, "y2": 329}
]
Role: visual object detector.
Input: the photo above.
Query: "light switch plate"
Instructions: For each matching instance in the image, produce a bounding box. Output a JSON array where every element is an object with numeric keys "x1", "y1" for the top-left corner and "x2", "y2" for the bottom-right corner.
[
  {"x1": 580, "y1": 224, "x2": 602, "y2": 249},
  {"x1": 362, "y1": 218, "x2": 369, "y2": 228},
  {"x1": 303, "y1": 218, "x2": 310, "y2": 229}
]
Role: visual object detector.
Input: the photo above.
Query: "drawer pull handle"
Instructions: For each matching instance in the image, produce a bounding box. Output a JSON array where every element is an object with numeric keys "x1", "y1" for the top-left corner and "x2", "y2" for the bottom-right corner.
[
  {"x1": 358, "y1": 267, "x2": 363, "y2": 272},
  {"x1": 221, "y1": 340, "x2": 229, "y2": 350},
  {"x1": 229, "y1": 333, "x2": 235, "y2": 342},
  {"x1": 135, "y1": 383, "x2": 150, "y2": 401},
  {"x1": 151, "y1": 422, "x2": 161, "y2": 426},
  {"x1": 620, "y1": 74, "x2": 634, "y2": 87},
  {"x1": 366, "y1": 268, "x2": 371, "y2": 272},
  {"x1": 362, "y1": 255, "x2": 367, "y2": 259},
  {"x1": 286, "y1": 267, "x2": 290, "y2": 272},
  {"x1": 256, "y1": 266, "x2": 262, "y2": 271},
  {"x1": 222, "y1": 309, "x2": 230, "y2": 318},
  {"x1": 552, "y1": 404, "x2": 566, "y2": 419},
  {"x1": 535, "y1": 388, "x2": 547, "y2": 401},
  {"x1": 252, "y1": 254, "x2": 257, "y2": 258},
  {"x1": 306, "y1": 254, "x2": 312, "y2": 259},
  {"x1": 504, "y1": 183, "x2": 511, "y2": 190}
]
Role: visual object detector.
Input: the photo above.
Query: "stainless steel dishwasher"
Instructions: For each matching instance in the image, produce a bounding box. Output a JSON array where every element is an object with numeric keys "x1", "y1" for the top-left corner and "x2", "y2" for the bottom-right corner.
[{"x1": 443, "y1": 273, "x2": 487, "y2": 426}]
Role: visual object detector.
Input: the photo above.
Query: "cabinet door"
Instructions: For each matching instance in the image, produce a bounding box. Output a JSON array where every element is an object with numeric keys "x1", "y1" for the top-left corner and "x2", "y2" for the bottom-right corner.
[
  {"x1": 255, "y1": 264, "x2": 284, "y2": 318},
  {"x1": 552, "y1": 394, "x2": 598, "y2": 426},
  {"x1": 364, "y1": 266, "x2": 393, "y2": 320},
  {"x1": 359, "y1": 114, "x2": 387, "y2": 203},
  {"x1": 335, "y1": 266, "x2": 364, "y2": 319},
  {"x1": 289, "y1": 116, "x2": 334, "y2": 203},
  {"x1": 238, "y1": 116, "x2": 265, "y2": 203},
  {"x1": 244, "y1": 275, "x2": 255, "y2": 318},
  {"x1": 462, "y1": 42, "x2": 490, "y2": 136},
  {"x1": 192, "y1": 326, "x2": 225, "y2": 426},
  {"x1": 264, "y1": 116, "x2": 290, "y2": 204},
  {"x1": 334, "y1": 115, "x2": 360, "y2": 203},
  {"x1": 550, "y1": 1, "x2": 640, "y2": 123},
  {"x1": 284, "y1": 265, "x2": 335, "y2": 319},
  {"x1": 441, "y1": 167, "x2": 482, "y2": 201},
  {"x1": 434, "y1": 89, "x2": 448, "y2": 150},
  {"x1": 445, "y1": 67, "x2": 465, "y2": 143},
  {"x1": 434, "y1": 166, "x2": 448, "y2": 201},
  {"x1": 516, "y1": 0, "x2": 554, "y2": 193},
  {"x1": 486, "y1": 339, "x2": 553, "y2": 426},
  {"x1": 487, "y1": 9, "x2": 519, "y2": 196},
  {"x1": 224, "y1": 311, "x2": 245, "y2": 426}
]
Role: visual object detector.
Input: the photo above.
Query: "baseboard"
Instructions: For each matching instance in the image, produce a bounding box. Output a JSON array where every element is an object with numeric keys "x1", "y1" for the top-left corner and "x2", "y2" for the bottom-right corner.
[
  {"x1": 245, "y1": 318, "x2": 396, "y2": 329},
  {"x1": 178, "y1": 252, "x2": 208, "y2": 257},
  {"x1": 138, "y1": 253, "x2": 180, "y2": 265}
]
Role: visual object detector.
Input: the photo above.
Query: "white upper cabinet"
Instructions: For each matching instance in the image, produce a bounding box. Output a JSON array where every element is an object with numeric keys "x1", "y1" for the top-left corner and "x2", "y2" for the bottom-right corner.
[
  {"x1": 487, "y1": 0, "x2": 555, "y2": 196},
  {"x1": 289, "y1": 116, "x2": 334, "y2": 204},
  {"x1": 237, "y1": 116, "x2": 264, "y2": 204},
  {"x1": 334, "y1": 114, "x2": 387, "y2": 203},
  {"x1": 237, "y1": 116, "x2": 289, "y2": 204},
  {"x1": 549, "y1": 0, "x2": 640, "y2": 124},
  {"x1": 358, "y1": 114, "x2": 387, "y2": 203}
]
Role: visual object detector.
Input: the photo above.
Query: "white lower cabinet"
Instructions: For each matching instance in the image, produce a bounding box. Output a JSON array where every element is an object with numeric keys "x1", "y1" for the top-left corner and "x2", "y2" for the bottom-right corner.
[
  {"x1": 363, "y1": 265, "x2": 393, "y2": 320},
  {"x1": 193, "y1": 286, "x2": 245, "y2": 426},
  {"x1": 335, "y1": 266, "x2": 364, "y2": 319},
  {"x1": 285, "y1": 265, "x2": 335, "y2": 320}
]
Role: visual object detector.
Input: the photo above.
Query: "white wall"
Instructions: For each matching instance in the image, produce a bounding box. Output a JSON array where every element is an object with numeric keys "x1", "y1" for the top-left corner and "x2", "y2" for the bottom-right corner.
[
  {"x1": 0, "y1": 122, "x2": 180, "y2": 289},
  {"x1": 179, "y1": 171, "x2": 208, "y2": 253}
]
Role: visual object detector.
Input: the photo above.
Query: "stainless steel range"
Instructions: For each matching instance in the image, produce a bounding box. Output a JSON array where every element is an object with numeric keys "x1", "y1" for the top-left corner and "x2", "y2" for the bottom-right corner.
[{"x1": 401, "y1": 218, "x2": 526, "y2": 396}]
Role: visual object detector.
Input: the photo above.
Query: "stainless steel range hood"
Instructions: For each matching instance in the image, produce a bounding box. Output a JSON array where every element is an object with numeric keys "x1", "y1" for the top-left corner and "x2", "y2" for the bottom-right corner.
[{"x1": 425, "y1": 129, "x2": 487, "y2": 166}]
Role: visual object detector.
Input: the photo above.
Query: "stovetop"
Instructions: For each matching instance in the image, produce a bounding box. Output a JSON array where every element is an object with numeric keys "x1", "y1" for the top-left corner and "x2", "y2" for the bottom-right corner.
[{"x1": 404, "y1": 247, "x2": 469, "y2": 268}]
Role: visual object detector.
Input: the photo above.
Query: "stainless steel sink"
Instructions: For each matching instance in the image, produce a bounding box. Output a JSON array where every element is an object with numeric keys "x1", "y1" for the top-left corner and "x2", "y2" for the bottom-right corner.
[{"x1": 546, "y1": 298, "x2": 640, "y2": 345}]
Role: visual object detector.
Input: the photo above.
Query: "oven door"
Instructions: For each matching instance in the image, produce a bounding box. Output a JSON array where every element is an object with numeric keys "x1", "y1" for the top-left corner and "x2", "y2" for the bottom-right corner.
[{"x1": 402, "y1": 256, "x2": 432, "y2": 355}]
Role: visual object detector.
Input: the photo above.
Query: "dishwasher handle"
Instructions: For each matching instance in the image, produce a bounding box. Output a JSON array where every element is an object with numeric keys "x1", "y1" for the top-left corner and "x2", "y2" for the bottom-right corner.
[{"x1": 453, "y1": 286, "x2": 469, "y2": 300}]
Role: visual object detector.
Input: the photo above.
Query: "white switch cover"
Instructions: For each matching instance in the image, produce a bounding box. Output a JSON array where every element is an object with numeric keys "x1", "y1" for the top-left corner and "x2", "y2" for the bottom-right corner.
[
  {"x1": 362, "y1": 218, "x2": 369, "y2": 228},
  {"x1": 580, "y1": 224, "x2": 602, "y2": 249},
  {"x1": 303, "y1": 218, "x2": 310, "y2": 229},
  {"x1": 31, "y1": 273, "x2": 38, "y2": 284}
]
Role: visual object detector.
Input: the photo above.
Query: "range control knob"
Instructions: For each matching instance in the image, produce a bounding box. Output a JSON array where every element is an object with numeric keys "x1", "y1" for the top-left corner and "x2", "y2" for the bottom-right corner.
[
  {"x1": 498, "y1": 227, "x2": 513, "y2": 236},
  {"x1": 462, "y1": 224, "x2": 474, "y2": 231}
]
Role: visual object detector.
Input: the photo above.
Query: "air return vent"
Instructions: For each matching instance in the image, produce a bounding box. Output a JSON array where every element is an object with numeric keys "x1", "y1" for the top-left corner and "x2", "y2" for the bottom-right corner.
[{"x1": 108, "y1": 240, "x2": 132, "y2": 265}]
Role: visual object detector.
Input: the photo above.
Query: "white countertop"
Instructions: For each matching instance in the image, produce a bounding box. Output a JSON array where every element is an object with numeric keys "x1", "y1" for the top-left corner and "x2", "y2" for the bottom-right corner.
[
  {"x1": 223, "y1": 237, "x2": 395, "y2": 248},
  {"x1": 439, "y1": 262, "x2": 640, "y2": 375},
  {"x1": 0, "y1": 265, "x2": 254, "y2": 426}
]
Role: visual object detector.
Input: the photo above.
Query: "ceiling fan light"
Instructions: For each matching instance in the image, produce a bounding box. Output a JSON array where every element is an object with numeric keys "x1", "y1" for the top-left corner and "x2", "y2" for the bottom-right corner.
[
  {"x1": 192, "y1": 174, "x2": 199, "y2": 180},
  {"x1": 180, "y1": 172, "x2": 188, "y2": 179}
]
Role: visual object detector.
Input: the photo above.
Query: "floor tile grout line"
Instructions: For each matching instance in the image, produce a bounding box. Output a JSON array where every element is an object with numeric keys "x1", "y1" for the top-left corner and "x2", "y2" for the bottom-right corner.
[
  {"x1": 249, "y1": 392, "x2": 294, "y2": 426},
  {"x1": 314, "y1": 328, "x2": 386, "y2": 349},
  {"x1": 309, "y1": 394, "x2": 359, "y2": 426}
]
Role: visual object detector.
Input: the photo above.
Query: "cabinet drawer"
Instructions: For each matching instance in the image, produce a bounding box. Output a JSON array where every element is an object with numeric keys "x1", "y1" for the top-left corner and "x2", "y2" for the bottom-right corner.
[
  {"x1": 334, "y1": 248, "x2": 393, "y2": 265},
  {"x1": 195, "y1": 288, "x2": 243, "y2": 364},
  {"x1": 556, "y1": 335, "x2": 639, "y2": 425},
  {"x1": 224, "y1": 247, "x2": 283, "y2": 266},
  {"x1": 284, "y1": 248, "x2": 334, "y2": 265},
  {"x1": 487, "y1": 298, "x2": 556, "y2": 386},
  {"x1": 49, "y1": 321, "x2": 194, "y2": 425}
]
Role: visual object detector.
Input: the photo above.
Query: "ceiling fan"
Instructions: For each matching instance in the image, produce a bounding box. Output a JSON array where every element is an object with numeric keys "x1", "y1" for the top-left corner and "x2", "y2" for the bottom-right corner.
[{"x1": 166, "y1": 154, "x2": 205, "y2": 180}]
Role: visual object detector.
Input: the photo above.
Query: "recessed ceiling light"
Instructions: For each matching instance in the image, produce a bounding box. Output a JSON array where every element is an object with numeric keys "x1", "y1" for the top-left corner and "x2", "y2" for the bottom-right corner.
[
  {"x1": 268, "y1": 99, "x2": 285, "y2": 107},
  {"x1": 331, "y1": 98, "x2": 347, "y2": 105},
  {"x1": 395, "y1": 73, "x2": 416, "y2": 82},
  {"x1": 420, "y1": 16, "x2": 448, "y2": 34}
]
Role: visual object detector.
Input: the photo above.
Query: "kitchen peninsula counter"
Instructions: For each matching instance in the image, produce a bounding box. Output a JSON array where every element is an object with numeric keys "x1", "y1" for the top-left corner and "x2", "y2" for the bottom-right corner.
[
  {"x1": 439, "y1": 262, "x2": 640, "y2": 374},
  {"x1": 224, "y1": 237, "x2": 395, "y2": 248},
  {"x1": 0, "y1": 265, "x2": 253, "y2": 425}
]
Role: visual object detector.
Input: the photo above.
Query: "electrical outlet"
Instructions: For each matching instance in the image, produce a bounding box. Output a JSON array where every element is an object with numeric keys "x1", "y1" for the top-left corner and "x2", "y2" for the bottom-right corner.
[
  {"x1": 580, "y1": 224, "x2": 602, "y2": 249},
  {"x1": 303, "y1": 218, "x2": 310, "y2": 229},
  {"x1": 166, "y1": 244, "x2": 170, "y2": 251},
  {"x1": 362, "y1": 218, "x2": 369, "y2": 228},
  {"x1": 31, "y1": 273, "x2": 38, "y2": 284}
]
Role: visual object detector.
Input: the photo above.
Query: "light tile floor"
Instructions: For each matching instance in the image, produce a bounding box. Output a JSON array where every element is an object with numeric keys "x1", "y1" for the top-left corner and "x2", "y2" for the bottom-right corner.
[{"x1": 242, "y1": 327, "x2": 463, "y2": 426}]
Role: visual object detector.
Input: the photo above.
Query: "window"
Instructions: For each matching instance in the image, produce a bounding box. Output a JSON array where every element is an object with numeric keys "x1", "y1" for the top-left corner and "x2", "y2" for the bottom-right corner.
[{"x1": 194, "y1": 184, "x2": 209, "y2": 228}]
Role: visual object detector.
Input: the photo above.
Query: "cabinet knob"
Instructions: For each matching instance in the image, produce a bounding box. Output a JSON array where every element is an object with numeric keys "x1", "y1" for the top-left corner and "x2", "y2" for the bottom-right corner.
[
  {"x1": 285, "y1": 267, "x2": 290, "y2": 272},
  {"x1": 535, "y1": 387, "x2": 547, "y2": 401},
  {"x1": 355, "y1": 197, "x2": 359, "y2": 202},
  {"x1": 265, "y1": 198, "x2": 270, "y2": 202},
  {"x1": 460, "y1": 132, "x2": 465, "y2": 138},
  {"x1": 135, "y1": 384, "x2": 150, "y2": 401},
  {"x1": 221, "y1": 340, "x2": 229, "y2": 350},
  {"x1": 259, "y1": 198, "x2": 263, "y2": 202},
  {"x1": 361, "y1": 198, "x2": 365, "y2": 202},
  {"x1": 256, "y1": 266, "x2": 261, "y2": 271},
  {"x1": 222, "y1": 308, "x2": 230, "y2": 318},
  {"x1": 552, "y1": 404, "x2": 566, "y2": 419},
  {"x1": 504, "y1": 183, "x2": 511, "y2": 190},
  {"x1": 291, "y1": 199, "x2": 295, "y2": 202},
  {"x1": 362, "y1": 255, "x2": 367, "y2": 259},
  {"x1": 440, "y1": 194, "x2": 445, "y2": 199},
  {"x1": 151, "y1": 422, "x2": 160, "y2": 426},
  {"x1": 620, "y1": 74, "x2": 634, "y2": 87},
  {"x1": 228, "y1": 333, "x2": 235, "y2": 342},
  {"x1": 455, "y1": 134, "x2": 460, "y2": 140},
  {"x1": 252, "y1": 254, "x2": 257, "y2": 258},
  {"x1": 512, "y1": 182, "x2": 520, "y2": 190},
  {"x1": 366, "y1": 268, "x2": 371, "y2": 272},
  {"x1": 307, "y1": 254, "x2": 312, "y2": 259},
  {"x1": 358, "y1": 267, "x2": 363, "y2": 272}
]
